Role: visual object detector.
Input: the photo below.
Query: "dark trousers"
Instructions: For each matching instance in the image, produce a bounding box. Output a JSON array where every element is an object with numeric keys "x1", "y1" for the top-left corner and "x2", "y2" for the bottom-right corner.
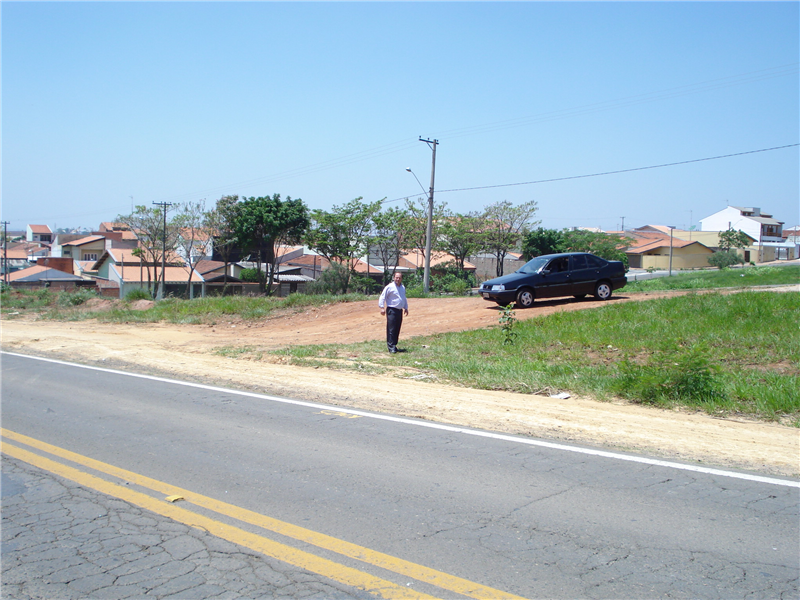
[{"x1": 386, "y1": 307, "x2": 403, "y2": 351}]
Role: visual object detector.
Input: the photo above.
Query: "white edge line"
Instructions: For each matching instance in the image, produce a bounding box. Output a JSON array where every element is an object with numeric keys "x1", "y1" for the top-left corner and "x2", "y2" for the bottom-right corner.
[{"x1": 3, "y1": 351, "x2": 798, "y2": 489}]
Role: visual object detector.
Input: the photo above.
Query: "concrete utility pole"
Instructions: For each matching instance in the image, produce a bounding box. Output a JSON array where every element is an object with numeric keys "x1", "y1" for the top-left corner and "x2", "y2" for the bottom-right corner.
[
  {"x1": 152, "y1": 202, "x2": 173, "y2": 300},
  {"x1": 419, "y1": 137, "x2": 438, "y2": 294},
  {"x1": 620, "y1": 217, "x2": 625, "y2": 231},
  {"x1": 1, "y1": 221, "x2": 9, "y2": 285}
]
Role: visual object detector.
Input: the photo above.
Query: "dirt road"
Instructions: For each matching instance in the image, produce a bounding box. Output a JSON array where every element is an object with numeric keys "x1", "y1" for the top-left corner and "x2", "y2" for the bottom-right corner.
[{"x1": 2, "y1": 291, "x2": 798, "y2": 477}]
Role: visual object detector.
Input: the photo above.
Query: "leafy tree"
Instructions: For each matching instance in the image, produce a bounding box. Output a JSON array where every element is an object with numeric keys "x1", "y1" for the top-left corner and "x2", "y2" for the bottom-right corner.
[
  {"x1": 483, "y1": 199, "x2": 539, "y2": 277},
  {"x1": 371, "y1": 206, "x2": 405, "y2": 285},
  {"x1": 233, "y1": 195, "x2": 309, "y2": 295},
  {"x1": 522, "y1": 228, "x2": 566, "y2": 259},
  {"x1": 400, "y1": 197, "x2": 449, "y2": 267},
  {"x1": 562, "y1": 229, "x2": 633, "y2": 267},
  {"x1": 305, "y1": 198, "x2": 382, "y2": 294},
  {"x1": 718, "y1": 227, "x2": 752, "y2": 252},
  {"x1": 206, "y1": 195, "x2": 239, "y2": 290},
  {"x1": 438, "y1": 211, "x2": 487, "y2": 272}
]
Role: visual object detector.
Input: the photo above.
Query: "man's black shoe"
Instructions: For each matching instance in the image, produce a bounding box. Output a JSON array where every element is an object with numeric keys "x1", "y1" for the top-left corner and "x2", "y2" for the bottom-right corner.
[
  {"x1": 389, "y1": 349, "x2": 397, "y2": 354},
  {"x1": 395, "y1": 348, "x2": 407, "y2": 353}
]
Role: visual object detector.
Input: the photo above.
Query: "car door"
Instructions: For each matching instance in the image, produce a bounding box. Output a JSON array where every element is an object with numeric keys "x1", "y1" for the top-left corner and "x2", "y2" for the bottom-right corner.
[
  {"x1": 569, "y1": 253, "x2": 595, "y2": 295},
  {"x1": 539, "y1": 256, "x2": 572, "y2": 298}
]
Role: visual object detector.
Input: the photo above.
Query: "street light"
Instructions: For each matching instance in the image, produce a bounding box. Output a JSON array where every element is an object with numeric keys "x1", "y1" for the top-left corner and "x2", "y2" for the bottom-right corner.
[
  {"x1": 406, "y1": 137, "x2": 438, "y2": 293},
  {"x1": 405, "y1": 167, "x2": 433, "y2": 293}
]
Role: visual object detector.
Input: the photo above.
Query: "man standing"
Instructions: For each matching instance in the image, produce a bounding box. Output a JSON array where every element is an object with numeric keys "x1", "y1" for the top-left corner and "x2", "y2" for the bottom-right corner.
[{"x1": 378, "y1": 272, "x2": 409, "y2": 353}]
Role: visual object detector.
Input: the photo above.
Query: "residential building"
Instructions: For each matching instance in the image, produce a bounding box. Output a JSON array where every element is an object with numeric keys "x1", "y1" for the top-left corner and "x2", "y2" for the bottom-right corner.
[
  {"x1": 26, "y1": 224, "x2": 53, "y2": 244},
  {"x1": 699, "y1": 206, "x2": 793, "y2": 261}
]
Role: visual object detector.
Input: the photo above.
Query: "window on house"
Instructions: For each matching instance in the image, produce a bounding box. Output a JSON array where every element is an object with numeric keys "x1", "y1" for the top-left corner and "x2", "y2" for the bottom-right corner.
[{"x1": 83, "y1": 253, "x2": 98, "y2": 261}]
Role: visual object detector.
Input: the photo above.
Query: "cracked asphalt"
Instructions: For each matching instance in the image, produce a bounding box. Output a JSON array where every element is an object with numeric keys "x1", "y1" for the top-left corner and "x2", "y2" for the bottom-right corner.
[{"x1": 2, "y1": 458, "x2": 371, "y2": 600}]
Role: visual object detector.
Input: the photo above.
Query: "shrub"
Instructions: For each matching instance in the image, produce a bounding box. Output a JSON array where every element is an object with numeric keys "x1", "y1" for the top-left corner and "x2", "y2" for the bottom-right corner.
[
  {"x1": 56, "y1": 288, "x2": 99, "y2": 307},
  {"x1": 613, "y1": 345, "x2": 724, "y2": 405},
  {"x1": 708, "y1": 250, "x2": 743, "y2": 270},
  {"x1": 239, "y1": 268, "x2": 261, "y2": 282},
  {"x1": 125, "y1": 288, "x2": 153, "y2": 301}
]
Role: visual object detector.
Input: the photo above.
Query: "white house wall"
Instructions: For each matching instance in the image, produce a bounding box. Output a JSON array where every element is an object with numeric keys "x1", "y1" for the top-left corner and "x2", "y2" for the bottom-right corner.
[{"x1": 700, "y1": 207, "x2": 761, "y2": 241}]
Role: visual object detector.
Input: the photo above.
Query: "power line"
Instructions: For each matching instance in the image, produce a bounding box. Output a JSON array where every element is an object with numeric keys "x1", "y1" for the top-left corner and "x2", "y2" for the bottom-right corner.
[{"x1": 435, "y1": 144, "x2": 799, "y2": 195}]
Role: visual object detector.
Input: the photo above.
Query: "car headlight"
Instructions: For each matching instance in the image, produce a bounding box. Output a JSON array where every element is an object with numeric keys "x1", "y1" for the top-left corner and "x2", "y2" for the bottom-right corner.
[{"x1": 491, "y1": 284, "x2": 505, "y2": 291}]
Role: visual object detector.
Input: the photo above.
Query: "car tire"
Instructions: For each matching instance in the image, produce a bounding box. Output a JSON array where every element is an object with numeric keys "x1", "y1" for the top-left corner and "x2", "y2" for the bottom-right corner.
[
  {"x1": 573, "y1": 294, "x2": 586, "y2": 300},
  {"x1": 515, "y1": 288, "x2": 535, "y2": 308},
  {"x1": 594, "y1": 281, "x2": 612, "y2": 300}
]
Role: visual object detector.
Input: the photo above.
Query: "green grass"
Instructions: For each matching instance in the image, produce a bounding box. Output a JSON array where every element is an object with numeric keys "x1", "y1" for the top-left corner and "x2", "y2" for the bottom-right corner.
[
  {"x1": 625, "y1": 264, "x2": 799, "y2": 292},
  {"x1": 277, "y1": 291, "x2": 800, "y2": 424}
]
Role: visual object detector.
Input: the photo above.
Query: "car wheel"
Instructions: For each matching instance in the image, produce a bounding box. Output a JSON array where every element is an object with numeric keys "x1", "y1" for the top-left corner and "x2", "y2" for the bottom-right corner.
[
  {"x1": 515, "y1": 288, "x2": 535, "y2": 308},
  {"x1": 573, "y1": 294, "x2": 586, "y2": 300},
  {"x1": 594, "y1": 281, "x2": 612, "y2": 300}
]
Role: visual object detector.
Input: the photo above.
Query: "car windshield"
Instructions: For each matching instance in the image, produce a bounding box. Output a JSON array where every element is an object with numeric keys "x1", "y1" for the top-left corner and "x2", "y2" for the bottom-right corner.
[{"x1": 516, "y1": 256, "x2": 550, "y2": 274}]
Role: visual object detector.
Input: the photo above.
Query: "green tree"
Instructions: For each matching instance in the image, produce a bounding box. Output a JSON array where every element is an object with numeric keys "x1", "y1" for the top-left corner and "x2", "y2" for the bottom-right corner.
[
  {"x1": 521, "y1": 228, "x2": 565, "y2": 259},
  {"x1": 483, "y1": 200, "x2": 539, "y2": 277},
  {"x1": 305, "y1": 198, "x2": 382, "y2": 294},
  {"x1": 371, "y1": 206, "x2": 405, "y2": 285},
  {"x1": 718, "y1": 227, "x2": 752, "y2": 252},
  {"x1": 206, "y1": 195, "x2": 240, "y2": 291},
  {"x1": 437, "y1": 211, "x2": 487, "y2": 273},
  {"x1": 399, "y1": 197, "x2": 450, "y2": 270},
  {"x1": 233, "y1": 195, "x2": 309, "y2": 295},
  {"x1": 562, "y1": 229, "x2": 633, "y2": 267}
]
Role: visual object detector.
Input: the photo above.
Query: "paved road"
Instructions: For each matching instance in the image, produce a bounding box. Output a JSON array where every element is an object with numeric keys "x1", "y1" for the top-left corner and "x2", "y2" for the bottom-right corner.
[{"x1": 2, "y1": 352, "x2": 798, "y2": 599}]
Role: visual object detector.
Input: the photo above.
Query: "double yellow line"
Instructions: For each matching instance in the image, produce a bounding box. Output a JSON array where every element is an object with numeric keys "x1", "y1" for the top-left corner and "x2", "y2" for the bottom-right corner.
[{"x1": 2, "y1": 429, "x2": 526, "y2": 600}]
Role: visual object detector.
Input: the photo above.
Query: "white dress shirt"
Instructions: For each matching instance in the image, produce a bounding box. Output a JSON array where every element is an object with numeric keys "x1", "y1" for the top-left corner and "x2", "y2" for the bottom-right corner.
[{"x1": 378, "y1": 282, "x2": 408, "y2": 310}]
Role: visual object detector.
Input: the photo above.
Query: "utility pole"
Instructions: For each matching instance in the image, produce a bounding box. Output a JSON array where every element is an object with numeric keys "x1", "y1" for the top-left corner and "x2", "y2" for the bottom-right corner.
[
  {"x1": 152, "y1": 202, "x2": 172, "y2": 300},
  {"x1": 419, "y1": 137, "x2": 438, "y2": 294},
  {"x1": 1, "y1": 221, "x2": 9, "y2": 285},
  {"x1": 620, "y1": 217, "x2": 625, "y2": 231}
]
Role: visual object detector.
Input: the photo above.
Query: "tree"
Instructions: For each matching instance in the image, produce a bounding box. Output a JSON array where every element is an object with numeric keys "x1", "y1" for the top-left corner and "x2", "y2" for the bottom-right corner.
[
  {"x1": 483, "y1": 200, "x2": 539, "y2": 277},
  {"x1": 562, "y1": 229, "x2": 633, "y2": 267},
  {"x1": 117, "y1": 204, "x2": 180, "y2": 296},
  {"x1": 400, "y1": 197, "x2": 449, "y2": 268},
  {"x1": 173, "y1": 199, "x2": 209, "y2": 299},
  {"x1": 371, "y1": 206, "x2": 405, "y2": 285},
  {"x1": 206, "y1": 195, "x2": 240, "y2": 291},
  {"x1": 233, "y1": 195, "x2": 309, "y2": 295},
  {"x1": 521, "y1": 228, "x2": 565, "y2": 259},
  {"x1": 437, "y1": 211, "x2": 487, "y2": 272},
  {"x1": 718, "y1": 227, "x2": 752, "y2": 252},
  {"x1": 305, "y1": 198, "x2": 382, "y2": 294}
]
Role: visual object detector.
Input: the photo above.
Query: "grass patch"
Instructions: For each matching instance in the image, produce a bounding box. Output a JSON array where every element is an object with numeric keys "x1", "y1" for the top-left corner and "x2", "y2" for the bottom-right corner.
[
  {"x1": 625, "y1": 265, "x2": 799, "y2": 292},
  {"x1": 279, "y1": 291, "x2": 800, "y2": 423}
]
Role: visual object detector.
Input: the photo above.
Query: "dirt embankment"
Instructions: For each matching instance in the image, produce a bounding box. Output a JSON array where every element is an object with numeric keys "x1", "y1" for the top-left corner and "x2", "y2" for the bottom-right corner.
[{"x1": 2, "y1": 290, "x2": 798, "y2": 477}]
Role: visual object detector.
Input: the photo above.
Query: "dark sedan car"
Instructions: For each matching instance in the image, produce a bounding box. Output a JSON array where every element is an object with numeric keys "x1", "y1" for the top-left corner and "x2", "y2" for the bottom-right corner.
[{"x1": 479, "y1": 252, "x2": 627, "y2": 308}]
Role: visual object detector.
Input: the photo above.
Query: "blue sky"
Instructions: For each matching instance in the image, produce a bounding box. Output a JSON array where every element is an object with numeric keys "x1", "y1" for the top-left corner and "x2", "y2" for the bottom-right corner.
[{"x1": 3, "y1": 1, "x2": 798, "y2": 234}]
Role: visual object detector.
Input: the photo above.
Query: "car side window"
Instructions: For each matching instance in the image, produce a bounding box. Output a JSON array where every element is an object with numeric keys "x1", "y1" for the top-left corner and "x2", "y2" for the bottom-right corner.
[
  {"x1": 547, "y1": 257, "x2": 569, "y2": 273},
  {"x1": 586, "y1": 255, "x2": 605, "y2": 268},
  {"x1": 571, "y1": 254, "x2": 588, "y2": 270}
]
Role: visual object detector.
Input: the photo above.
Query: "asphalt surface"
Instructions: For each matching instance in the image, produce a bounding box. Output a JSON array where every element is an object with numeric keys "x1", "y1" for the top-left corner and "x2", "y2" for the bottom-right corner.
[{"x1": 2, "y1": 352, "x2": 799, "y2": 599}]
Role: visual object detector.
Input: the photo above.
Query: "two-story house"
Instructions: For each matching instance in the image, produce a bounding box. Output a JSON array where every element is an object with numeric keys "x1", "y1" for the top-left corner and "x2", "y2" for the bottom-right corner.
[{"x1": 699, "y1": 206, "x2": 794, "y2": 262}]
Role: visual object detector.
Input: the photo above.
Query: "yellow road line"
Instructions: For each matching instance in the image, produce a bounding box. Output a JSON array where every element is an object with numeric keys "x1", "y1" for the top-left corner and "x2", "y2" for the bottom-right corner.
[
  {"x1": 2, "y1": 429, "x2": 527, "y2": 600},
  {"x1": 2, "y1": 441, "x2": 440, "y2": 600}
]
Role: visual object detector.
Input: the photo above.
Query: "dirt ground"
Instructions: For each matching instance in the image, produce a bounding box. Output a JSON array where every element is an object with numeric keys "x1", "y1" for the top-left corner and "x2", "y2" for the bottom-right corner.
[{"x1": 2, "y1": 288, "x2": 798, "y2": 477}]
